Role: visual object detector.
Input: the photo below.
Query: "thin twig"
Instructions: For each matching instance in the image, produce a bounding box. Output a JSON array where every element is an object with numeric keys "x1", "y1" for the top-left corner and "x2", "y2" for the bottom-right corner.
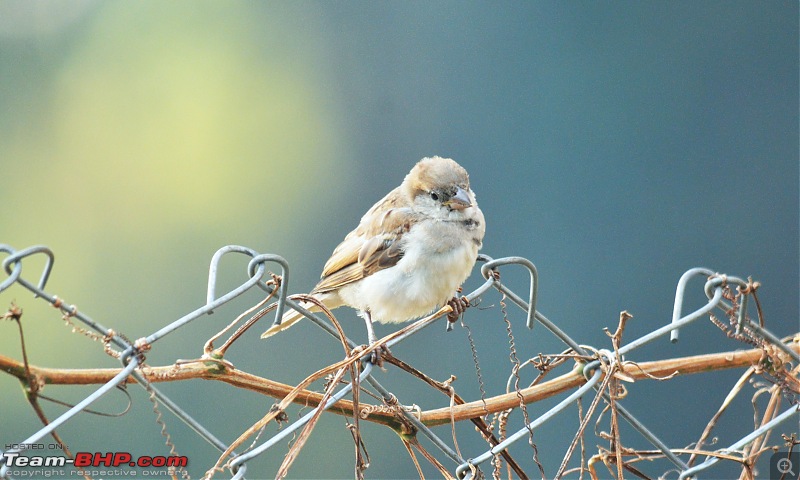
[
  {"x1": 688, "y1": 366, "x2": 756, "y2": 466},
  {"x1": 382, "y1": 352, "x2": 529, "y2": 480}
]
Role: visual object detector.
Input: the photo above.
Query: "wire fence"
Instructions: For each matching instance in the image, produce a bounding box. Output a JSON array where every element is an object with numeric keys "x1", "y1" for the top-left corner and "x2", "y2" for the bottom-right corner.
[{"x1": 1, "y1": 243, "x2": 798, "y2": 479}]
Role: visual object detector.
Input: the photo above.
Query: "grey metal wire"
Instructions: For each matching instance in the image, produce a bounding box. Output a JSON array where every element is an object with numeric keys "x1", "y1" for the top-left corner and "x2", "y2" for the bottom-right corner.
[
  {"x1": 228, "y1": 362, "x2": 375, "y2": 470},
  {"x1": 128, "y1": 370, "x2": 233, "y2": 454},
  {"x1": 455, "y1": 368, "x2": 604, "y2": 479},
  {"x1": 143, "y1": 248, "x2": 276, "y2": 345},
  {"x1": 0, "y1": 360, "x2": 140, "y2": 479},
  {"x1": 678, "y1": 405, "x2": 800, "y2": 479},
  {"x1": 1, "y1": 244, "x2": 130, "y2": 350},
  {"x1": 0, "y1": 244, "x2": 276, "y2": 479},
  {"x1": 363, "y1": 374, "x2": 465, "y2": 465},
  {"x1": 670, "y1": 267, "x2": 716, "y2": 343},
  {"x1": 0, "y1": 244, "x2": 796, "y2": 480}
]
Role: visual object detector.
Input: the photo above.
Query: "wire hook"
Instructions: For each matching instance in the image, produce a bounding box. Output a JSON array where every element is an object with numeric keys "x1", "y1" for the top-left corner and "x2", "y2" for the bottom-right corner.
[{"x1": 1, "y1": 244, "x2": 55, "y2": 298}]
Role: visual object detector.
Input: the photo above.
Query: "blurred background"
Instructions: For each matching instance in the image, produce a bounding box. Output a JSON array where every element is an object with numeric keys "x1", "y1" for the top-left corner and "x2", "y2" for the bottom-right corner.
[{"x1": 0, "y1": 1, "x2": 797, "y2": 478}]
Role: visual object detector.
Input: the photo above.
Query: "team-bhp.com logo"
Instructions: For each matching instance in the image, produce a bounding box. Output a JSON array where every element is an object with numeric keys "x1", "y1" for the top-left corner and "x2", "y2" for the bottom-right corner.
[{"x1": 2, "y1": 451, "x2": 188, "y2": 473}]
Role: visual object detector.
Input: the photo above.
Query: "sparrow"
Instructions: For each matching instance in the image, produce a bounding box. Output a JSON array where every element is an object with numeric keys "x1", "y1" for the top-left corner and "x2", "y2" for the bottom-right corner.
[{"x1": 261, "y1": 156, "x2": 485, "y2": 350}]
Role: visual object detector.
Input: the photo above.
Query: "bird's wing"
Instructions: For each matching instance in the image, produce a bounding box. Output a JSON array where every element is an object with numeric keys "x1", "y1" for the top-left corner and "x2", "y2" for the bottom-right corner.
[{"x1": 311, "y1": 188, "x2": 415, "y2": 294}]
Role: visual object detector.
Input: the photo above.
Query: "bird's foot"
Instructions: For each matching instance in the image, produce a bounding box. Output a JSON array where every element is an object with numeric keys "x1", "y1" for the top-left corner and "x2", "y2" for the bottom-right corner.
[
  {"x1": 368, "y1": 343, "x2": 391, "y2": 368},
  {"x1": 446, "y1": 294, "x2": 470, "y2": 323}
]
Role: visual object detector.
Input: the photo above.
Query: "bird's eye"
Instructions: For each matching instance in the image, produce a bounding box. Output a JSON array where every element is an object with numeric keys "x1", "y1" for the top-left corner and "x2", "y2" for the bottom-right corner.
[{"x1": 430, "y1": 192, "x2": 439, "y2": 201}]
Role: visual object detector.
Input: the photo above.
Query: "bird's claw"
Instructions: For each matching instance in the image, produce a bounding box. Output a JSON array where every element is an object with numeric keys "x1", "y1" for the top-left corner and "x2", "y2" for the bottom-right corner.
[
  {"x1": 446, "y1": 295, "x2": 470, "y2": 323},
  {"x1": 366, "y1": 343, "x2": 391, "y2": 368}
]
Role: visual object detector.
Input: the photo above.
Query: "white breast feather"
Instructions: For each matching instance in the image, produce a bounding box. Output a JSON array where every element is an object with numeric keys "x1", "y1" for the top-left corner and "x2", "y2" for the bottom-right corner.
[{"x1": 337, "y1": 219, "x2": 480, "y2": 323}]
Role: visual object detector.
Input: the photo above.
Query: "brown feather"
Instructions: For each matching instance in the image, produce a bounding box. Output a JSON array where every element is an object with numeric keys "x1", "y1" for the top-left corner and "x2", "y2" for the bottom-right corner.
[{"x1": 311, "y1": 188, "x2": 416, "y2": 294}]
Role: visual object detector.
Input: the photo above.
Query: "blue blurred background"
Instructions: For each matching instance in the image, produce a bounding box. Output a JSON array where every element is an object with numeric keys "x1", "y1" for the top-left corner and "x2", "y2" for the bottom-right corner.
[{"x1": 1, "y1": 1, "x2": 797, "y2": 478}]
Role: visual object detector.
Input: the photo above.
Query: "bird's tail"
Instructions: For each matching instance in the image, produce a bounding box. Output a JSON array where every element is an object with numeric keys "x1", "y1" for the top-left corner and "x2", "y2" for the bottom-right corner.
[
  {"x1": 260, "y1": 293, "x2": 341, "y2": 339},
  {"x1": 260, "y1": 301, "x2": 318, "y2": 339}
]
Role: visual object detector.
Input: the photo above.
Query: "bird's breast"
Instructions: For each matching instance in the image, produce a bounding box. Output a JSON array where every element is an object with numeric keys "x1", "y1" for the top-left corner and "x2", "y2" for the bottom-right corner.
[{"x1": 338, "y1": 220, "x2": 481, "y2": 324}]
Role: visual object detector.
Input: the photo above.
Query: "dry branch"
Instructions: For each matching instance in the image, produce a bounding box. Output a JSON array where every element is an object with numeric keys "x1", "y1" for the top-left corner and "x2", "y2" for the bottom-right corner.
[
  {"x1": 3, "y1": 340, "x2": 797, "y2": 430},
  {"x1": 419, "y1": 342, "x2": 800, "y2": 426}
]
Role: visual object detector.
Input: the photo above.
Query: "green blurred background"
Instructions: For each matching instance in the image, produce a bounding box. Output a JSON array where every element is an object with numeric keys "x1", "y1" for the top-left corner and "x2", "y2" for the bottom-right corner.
[{"x1": 1, "y1": 1, "x2": 797, "y2": 478}]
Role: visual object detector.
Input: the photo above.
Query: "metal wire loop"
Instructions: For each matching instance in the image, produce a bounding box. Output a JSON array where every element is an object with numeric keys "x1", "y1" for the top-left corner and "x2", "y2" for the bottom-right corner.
[
  {"x1": 1, "y1": 244, "x2": 55, "y2": 297},
  {"x1": 480, "y1": 255, "x2": 538, "y2": 329},
  {"x1": 0, "y1": 244, "x2": 23, "y2": 294}
]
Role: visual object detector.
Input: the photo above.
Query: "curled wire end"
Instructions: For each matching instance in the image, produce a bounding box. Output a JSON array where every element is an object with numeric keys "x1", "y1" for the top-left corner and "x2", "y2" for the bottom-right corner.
[
  {"x1": 582, "y1": 360, "x2": 602, "y2": 380},
  {"x1": 134, "y1": 337, "x2": 152, "y2": 353},
  {"x1": 480, "y1": 256, "x2": 538, "y2": 331},
  {"x1": 670, "y1": 267, "x2": 717, "y2": 344},
  {"x1": 579, "y1": 346, "x2": 616, "y2": 380},
  {"x1": 455, "y1": 460, "x2": 477, "y2": 480},
  {"x1": 63, "y1": 302, "x2": 78, "y2": 318},
  {"x1": 737, "y1": 277, "x2": 761, "y2": 295},
  {"x1": 52, "y1": 295, "x2": 78, "y2": 318},
  {"x1": 229, "y1": 462, "x2": 247, "y2": 480}
]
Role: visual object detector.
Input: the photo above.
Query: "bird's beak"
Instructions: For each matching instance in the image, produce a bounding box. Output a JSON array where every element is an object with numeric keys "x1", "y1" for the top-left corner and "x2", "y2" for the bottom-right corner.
[{"x1": 446, "y1": 187, "x2": 473, "y2": 210}]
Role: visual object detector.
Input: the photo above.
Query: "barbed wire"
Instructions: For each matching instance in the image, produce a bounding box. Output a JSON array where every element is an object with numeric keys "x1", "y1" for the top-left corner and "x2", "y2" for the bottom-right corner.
[{"x1": 1, "y1": 243, "x2": 798, "y2": 479}]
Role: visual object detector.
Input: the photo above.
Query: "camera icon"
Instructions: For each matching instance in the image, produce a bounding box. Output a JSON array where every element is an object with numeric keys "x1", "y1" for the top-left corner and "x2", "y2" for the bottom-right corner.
[{"x1": 771, "y1": 451, "x2": 800, "y2": 479}]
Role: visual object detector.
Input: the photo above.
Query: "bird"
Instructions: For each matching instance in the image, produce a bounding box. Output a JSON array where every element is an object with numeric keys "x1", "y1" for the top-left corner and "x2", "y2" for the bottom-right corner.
[{"x1": 261, "y1": 156, "x2": 486, "y2": 353}]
